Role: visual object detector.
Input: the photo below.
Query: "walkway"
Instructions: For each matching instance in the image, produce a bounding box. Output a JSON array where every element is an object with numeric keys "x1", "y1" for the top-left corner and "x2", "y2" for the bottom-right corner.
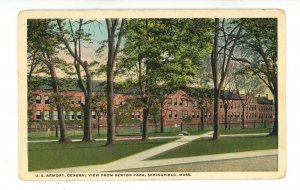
[{"x1": 40, "y1": 131, "x2": 277, "y2": 173}]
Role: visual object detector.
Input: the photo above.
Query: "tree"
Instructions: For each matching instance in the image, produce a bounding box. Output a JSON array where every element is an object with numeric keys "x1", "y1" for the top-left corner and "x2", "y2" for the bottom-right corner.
[
  {"x1": 210, "y1": 18, "x2": 243, "y2": 140},
  {"x1": 233, "y1": 18, "x2": 278, "y2": 135},
  {"x1": 27, "y1": 19, "x2": 70, "y2": 143},
  {"x1": 120, "y1": 18, "x2": 212, "y2": 140},
  {"x1": 57, "y1": 19, "x2": 97, "y2": 142},
  {"x1": 105, "y1": 19, "x2": 125, "y2": 146},
  {"x1": 232, "y1": 68, "x2": 265, "y2": 129},
  {"x1": 186, "y1": 64, "x2": 213, "y2": 131},
  {"x1": 219, "y1": 70, "x2": 237, "y2": 130}
]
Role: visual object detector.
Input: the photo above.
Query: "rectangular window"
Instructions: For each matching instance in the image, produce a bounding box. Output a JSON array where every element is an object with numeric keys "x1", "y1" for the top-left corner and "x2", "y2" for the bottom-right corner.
[
  {"x1": 35, "y1": 110, "x2": 41, "y2": 120},
  {"x1": 63, "y1": 111, "x2": 67, "y2": 119},
  {"x1": 168, "y1": 98, "x2": 172, "y2": 106},
  {"x1": 136, "y1": 111, "x2": 140, "y2": 119},
  {"x1": 179, "y1": 110, "x2": 183, "y2": 118},
  {"x1": 119, "y1": 97, "x2": 123, "y2": 106},
  {"x1": 220, "y1": 102, "x2": 223, "y2": 109},
  {"x1": 193, "y1": 101, "x2": 197, "y2": 107},
  {"x1": 45, "y1": 95, "x2": 50, "y2": 105},
  {"x1": 174, "y1": 111, "x2": 178, "y2": 118},
  {"x1": 53, "y1": 111, "x2": 58, "y2": 120},
  {"x1": 77, "y1": 111, "x2": 82, "y2": 120},
  {"x1": 69, "y1": 111, "x2": 74, "y2": 120},
  {"x1": 77, "y1": 96, "x2": 81, "y2": 105},
  {"x1": 192, "y1": 111, "x2": 195, "y2": 118},
  {"x1": 196, "y1": 112, "x2": 200, "y2": 118},
  {"x1": 71, "y1": 97, "x2": 75, "y2": 106},
  {"x1": 208, "y1": 112, "x2": 211, "y2": 118},
  {"x1": 174, "y1": 98, "x2": 178, "y2": 106},
  {"x1": 185, "y1": 110, "x2": 188, "y2": 118},
  {"x1": 168, "y1": 110, "x2": 172, "y2": 118},
  {"x1": 35, "y1": 95, "x2": 41, "y2": 104},
  {"x1": 44, "y1": 111, "x2": 50, "y2": 120},
  {"x1": 131, "y1": 111, "x2": 135, "y2": 119},
  {"x1": 185, "y1": 100, "x2": 188, "y2": 107},
  {"x1": 179, "y1": 99, "x2": 183, "y2": 106},
  {"x1": 92, "y1": 111, "x2": 96, "y2": 119}
]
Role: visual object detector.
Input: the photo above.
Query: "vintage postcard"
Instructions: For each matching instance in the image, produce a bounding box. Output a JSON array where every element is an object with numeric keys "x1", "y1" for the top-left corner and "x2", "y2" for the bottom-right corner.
[{"x1": 18, "y1": 10, "x2": 286, "y2": 180}]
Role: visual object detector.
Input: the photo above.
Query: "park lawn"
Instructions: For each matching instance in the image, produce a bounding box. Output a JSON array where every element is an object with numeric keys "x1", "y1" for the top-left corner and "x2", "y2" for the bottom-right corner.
[
  {"x1": 28, "y1": 127, "x2": 207, "y2": 140},
  {"x1": 220, "y1": 128, "x2": 271, "y2": 134},
  {"x1": 148, "y1": 136, "x2": 278, "y2": 160},
  {"x1": 28, "y1": 138, "x2": 176, "y2": 171}
]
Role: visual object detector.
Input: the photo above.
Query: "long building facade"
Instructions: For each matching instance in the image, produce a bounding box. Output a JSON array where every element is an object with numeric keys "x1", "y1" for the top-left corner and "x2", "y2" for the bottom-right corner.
[{"x1": 28, "y1": 85, "x2": 274, "y2": 130}]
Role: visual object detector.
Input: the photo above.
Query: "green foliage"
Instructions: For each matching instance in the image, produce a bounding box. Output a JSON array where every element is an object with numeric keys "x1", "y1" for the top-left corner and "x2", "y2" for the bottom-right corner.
[
  {"x1": 236, "y1": 18, "x2": 278, "y2": 94},
  {"x1": 118, "y1": 18, "x2": 213, "y2": 116}
]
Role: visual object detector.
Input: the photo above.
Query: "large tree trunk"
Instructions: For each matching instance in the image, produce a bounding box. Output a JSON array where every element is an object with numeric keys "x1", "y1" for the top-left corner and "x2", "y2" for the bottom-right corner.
[
  {"x1": 224, "y1": 109, "x2": 228, "y2": 130},
  {"x1": 200, "y1": 108, "x2": 204, "y2": 130},
  {"x1": 270, "y1": 91, "x2": 278, "y2": 136},
  {"x1": 242, "y1": 106, "x2": 245, "y2": 129},
  {"x1": 82, "y1": 94, "x2": 93, "y2": 141},
  {"x1": 82, "y1": 66, "x2": 93, "y2": 142},
  {"x1": 105, "y1": 19, "x2": 124, "y2": 146},
  {"x1": 142, "y1": 108, "x2": 149, "y2": 140},
  {"x1": 56, "y1": 104, "x2": 68, "y2": 142},
  {"x1": 213, "y1": 89, "x2": 220, "y2": 140},
  {"x1": 48, "y1": 64, "x2": 69, "y2": 143},
  {"x1": 106, "y1": 64, "x2": 115, "y2": 146},
  {"x1": 160, "y1": 102, "x2": 164, "y2": 133},
  {"x1": 97, "y1": 114, "x2": 100, "y2": 137}
]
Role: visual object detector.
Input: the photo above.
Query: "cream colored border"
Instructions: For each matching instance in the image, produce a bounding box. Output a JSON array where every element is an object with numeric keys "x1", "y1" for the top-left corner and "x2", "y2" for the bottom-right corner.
[{"x1": 18, "y1": 9, "x2": 286, "y2": 180}]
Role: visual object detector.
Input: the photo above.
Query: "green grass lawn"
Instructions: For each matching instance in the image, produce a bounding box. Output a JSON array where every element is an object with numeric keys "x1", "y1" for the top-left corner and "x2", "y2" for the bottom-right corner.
[
  {"x1": 28, "y1": 126, "x2": 271, "y2": 141},
  {"x1": 220, "y1": 128, "x2": 271, "y2": 134},
  {"x1": 27, "y1": 127, "x2": 203, "y2": 140},
  {"x1": 28, "y1": 138, "x2": 176, "y2": 171},
  {"x1": 148, "y1": 136, "x2": 278, "y2": 160}
]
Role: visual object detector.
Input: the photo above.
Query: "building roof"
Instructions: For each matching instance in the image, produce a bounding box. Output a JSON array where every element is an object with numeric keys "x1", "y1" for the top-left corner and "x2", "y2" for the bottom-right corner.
[
  {"x1": 29, "y1": 77, "x2": 274, "y2": 104},
  {"x1": 257, "y1": 96, "x2": 274, "y2": 105},
  {"x1": 28, "y1": 77, "x2": 141, "y2": 95}
]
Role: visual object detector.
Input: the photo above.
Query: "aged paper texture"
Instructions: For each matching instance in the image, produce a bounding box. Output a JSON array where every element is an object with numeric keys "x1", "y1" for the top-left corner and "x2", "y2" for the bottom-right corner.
[{"x1": 19, "y1": 9, "x2": 286, "y2": 180}]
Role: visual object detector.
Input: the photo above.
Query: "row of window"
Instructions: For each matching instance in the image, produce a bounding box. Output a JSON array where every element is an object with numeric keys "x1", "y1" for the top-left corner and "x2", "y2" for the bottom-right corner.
[
  {"x1": 131, "y1": 111, "x2": 141, "y2": 119},
  {"x1": 35, "y1": 95, "x2": 82, "y2": 105},
  {"x1": 221, "y1": 112, "x2": 273, "y2": 119},
  {"x1": 166, "y1": 110, "x2": 210, "y2": 119},
  {"x1": 35, "y1": 110, "x2": 101, "y2": 121},
  {"x1": 220, "y1": 102, "x2": 242, "y2": 109},
  {"x1": 259, "y1": 106, "x2": 273, "y2": 112},
  {"x1": 247, "y1": 105, "x2": 257, "y2": 111},
  {"x1": 167, "y1": 98, "x2": 189, "y2": 107}
]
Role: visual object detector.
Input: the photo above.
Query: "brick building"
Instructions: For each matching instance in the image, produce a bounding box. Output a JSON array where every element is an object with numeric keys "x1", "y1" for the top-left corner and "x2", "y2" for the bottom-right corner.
[{"x1": 28, "y1": 81, "x2": 274, "y2": 129}]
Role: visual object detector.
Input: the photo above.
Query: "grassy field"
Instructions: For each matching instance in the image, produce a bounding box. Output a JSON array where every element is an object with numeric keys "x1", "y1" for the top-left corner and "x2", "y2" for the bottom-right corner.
[
  {"x1": 148, "y1": 136, "x2": 278, "y2": 160},
  {"x1": 28, "y1": 124, "x2": 273, "y2": 141},
  {"x1": 28, "y1": 138, "x2": 176, "y2": 171},
  {"x1": 220, "y1": 128, "x2": 271, "y2": 134}
]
